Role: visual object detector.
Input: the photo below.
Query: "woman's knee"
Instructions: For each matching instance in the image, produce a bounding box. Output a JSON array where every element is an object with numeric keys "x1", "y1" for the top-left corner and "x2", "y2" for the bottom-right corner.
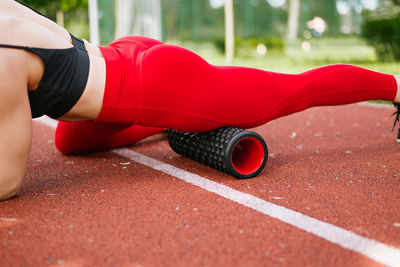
[{"x1": 55, "y1": 122, "x2": 78, "y2": 154}]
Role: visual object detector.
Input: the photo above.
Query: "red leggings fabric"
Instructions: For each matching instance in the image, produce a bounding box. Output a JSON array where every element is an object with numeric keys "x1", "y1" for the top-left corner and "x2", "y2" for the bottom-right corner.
[
  {"x1": 55, "y1": 36, "x2": 397, "y2": 154},
  {"x1": 55, "y1": 122, "x2": 163, "y2": 154}
]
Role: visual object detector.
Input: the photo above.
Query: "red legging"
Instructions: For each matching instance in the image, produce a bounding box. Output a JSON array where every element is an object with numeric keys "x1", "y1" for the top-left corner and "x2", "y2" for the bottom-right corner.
[{"x1": 55, "y1": 36, "x2": 397, "y2": 154}]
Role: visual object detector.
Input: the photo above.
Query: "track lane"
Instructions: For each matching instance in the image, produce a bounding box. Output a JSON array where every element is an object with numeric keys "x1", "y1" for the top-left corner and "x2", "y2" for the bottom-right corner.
[
  {"x1": 133, "y1": 105, "x2": 400, "y2": 244},
  {"x1": 1, "y1": 103, "x2": 399, "y2": 266}
]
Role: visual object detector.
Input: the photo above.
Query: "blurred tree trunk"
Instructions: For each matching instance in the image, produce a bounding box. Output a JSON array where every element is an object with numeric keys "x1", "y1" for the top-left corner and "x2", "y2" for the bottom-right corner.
[
  {"x1": 88, "y1": 0, "x2": 99, "y2": 44},
  {"x1": 287, "y1": 0, "x2": 300, "y2": 40},
  {"x1": 56, "y1": 10, "x2": 64, "y2": 27},
  {"x1": 225, "y1": 0, "x2": 234, "y2": 65}
]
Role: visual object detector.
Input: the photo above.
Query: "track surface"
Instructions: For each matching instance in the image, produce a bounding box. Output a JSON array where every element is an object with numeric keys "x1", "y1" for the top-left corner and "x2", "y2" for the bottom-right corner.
[{"x1": 1, "y1": 103, "x2": 400, "y2": 267}]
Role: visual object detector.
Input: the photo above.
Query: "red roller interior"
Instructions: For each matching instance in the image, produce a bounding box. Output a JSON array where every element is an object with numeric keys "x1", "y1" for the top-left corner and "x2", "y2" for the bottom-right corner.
[{"x1": 231, "y1": 137, "x2": 265, "y2": 175}]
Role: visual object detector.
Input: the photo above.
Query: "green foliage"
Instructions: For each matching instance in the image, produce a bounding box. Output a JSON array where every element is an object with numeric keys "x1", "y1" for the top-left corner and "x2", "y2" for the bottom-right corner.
[
  {"x1": 60, "y1": 0, "x2": 88, "y2": 12},
  {"x1": 245, "y1": 37, "x2": 285, "y2": 52},
  {"x1": 362, "y1": 17, "x2": 400, "y2": 61},
  {"x1": 180, "y1": 37, "x2": 398, "y2": 75},
  {"x1": 213, "y1": 37, "x2": 285, "y2": 56},
  {"x1": 20, "y1": 0, "x2": 87, "y2": 11},
  {"x1": 163, "y1": 0, "x2": 291, "y2": 42},
  {"x1": 213, "y1": 39, "x2": 225, "y2": 53},
  {"x1": 18, "y1": 0, "x2": 47, "y2": 7}
]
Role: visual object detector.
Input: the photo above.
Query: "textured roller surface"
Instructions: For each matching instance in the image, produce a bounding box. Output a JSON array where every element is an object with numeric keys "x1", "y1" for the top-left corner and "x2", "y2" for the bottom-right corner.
[{"x1": 167, "y1": 127, "x2": 268, "y2": 179}]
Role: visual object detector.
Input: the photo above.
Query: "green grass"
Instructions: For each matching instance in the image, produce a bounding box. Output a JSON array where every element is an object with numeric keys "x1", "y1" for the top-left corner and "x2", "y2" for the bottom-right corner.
[{"x1": 170, "y1": 37, "x2": 400, "y2": 75}]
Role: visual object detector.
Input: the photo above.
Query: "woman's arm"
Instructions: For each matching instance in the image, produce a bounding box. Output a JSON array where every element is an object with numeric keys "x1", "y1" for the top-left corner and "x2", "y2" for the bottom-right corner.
[{"x1": 0, "y1": 51, "x2": 32, "y2": 201}]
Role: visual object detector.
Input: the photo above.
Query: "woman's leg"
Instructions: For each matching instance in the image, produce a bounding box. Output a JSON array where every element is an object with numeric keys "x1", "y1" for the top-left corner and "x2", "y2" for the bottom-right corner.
[
  {"x1": 57, "y1": 39, "x2": 398, "y2": 154},
  {"x1": 97, "y1": 40, "x2": 398, "y2": 132},
  {"x1": 129, "y1": 43, "x2": 397, "y2": 132},
  {"x1": 55, "y1": 121, "x2": 163, "y2": 154}
]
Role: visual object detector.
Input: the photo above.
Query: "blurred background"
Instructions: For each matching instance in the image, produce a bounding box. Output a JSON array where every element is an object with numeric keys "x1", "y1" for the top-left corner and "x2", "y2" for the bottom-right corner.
[{"x1": 20, "y1": 0, "x2": 400, "y2": 74}]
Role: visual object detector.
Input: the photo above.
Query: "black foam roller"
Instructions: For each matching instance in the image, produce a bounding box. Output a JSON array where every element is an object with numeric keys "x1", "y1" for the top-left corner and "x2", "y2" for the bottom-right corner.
[{"x1": 167, "y1": 127, "x2": 268, "y2": 179}]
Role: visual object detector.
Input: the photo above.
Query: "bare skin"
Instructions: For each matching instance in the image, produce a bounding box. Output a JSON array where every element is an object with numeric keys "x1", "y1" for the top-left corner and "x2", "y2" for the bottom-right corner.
[
  {"x1": 0, "y1": 0, "x2": 106, "y2": 200},
  {"x1": 0, "y1": 0, "x2": 399, "y2": 200}
]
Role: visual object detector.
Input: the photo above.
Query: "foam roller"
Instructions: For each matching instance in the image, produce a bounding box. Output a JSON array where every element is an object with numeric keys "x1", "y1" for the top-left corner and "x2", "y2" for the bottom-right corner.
[{"x1": 167, "y1": 127, "x2": 268, "y2": 179}]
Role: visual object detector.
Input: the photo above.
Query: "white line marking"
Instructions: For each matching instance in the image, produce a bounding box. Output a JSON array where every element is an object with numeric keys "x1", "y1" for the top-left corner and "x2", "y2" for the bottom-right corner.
[
  {"x1": 0, "y1": 217, "x2": 17, "y2": 222},
  {"x1": 113, "y1": 148, "x2": 400, "y2": 267},
  {"x1": 357, "y1": 102, "x2": 393, "y2": 109},
  {"x1": 36, "y1": 116, "x2": 400, "y2": 267}
]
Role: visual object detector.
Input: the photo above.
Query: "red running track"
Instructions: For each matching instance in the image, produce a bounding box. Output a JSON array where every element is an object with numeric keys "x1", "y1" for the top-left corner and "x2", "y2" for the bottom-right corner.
[{"x1": 1, "y1": 103, "x2": 400, "y2": 267}]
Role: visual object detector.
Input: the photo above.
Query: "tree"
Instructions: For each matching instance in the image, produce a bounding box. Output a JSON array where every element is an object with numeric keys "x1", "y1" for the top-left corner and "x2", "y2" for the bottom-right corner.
[
  {"x1": 20, "y1": 0, "x2": 88, "y2": 12},
  {"x1": 20, "y1": 0, "x2": 88, "y2": 28},
  {"x1": 225, "y1": 0, "x2": 234, "y2": 64},
  {"x1": 287, "y1": 0, "x2": 300, "y2": 40}
]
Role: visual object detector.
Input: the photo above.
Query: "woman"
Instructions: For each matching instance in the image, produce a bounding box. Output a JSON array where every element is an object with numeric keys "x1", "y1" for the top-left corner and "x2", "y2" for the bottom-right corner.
[{"x1": 0, "y1": 0, "x2": 399, "y2": 200}]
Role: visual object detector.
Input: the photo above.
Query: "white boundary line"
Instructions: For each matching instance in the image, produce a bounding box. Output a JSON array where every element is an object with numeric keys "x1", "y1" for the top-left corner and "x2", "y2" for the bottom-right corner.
[
  {"x1": 35, "y1": 117, "x2": 400, "y2": 267},
  {"x1": 357, "y1": 101, "x2": 394, "y2": 109}
]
